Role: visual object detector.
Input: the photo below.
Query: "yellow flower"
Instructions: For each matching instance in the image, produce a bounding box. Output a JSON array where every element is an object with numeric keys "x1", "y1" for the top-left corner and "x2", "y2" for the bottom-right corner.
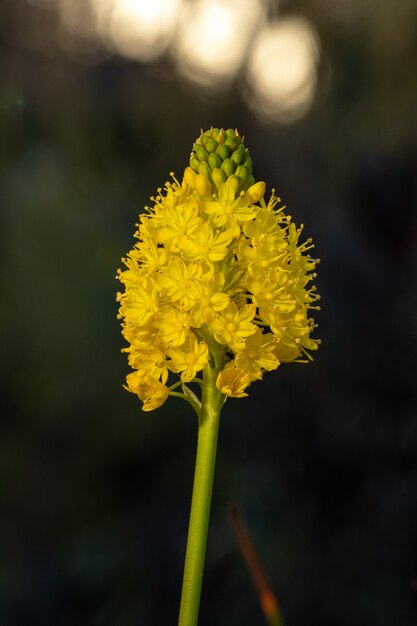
[
  {"x1": 182, "y1": 221, "x2": 234, "y2": 263},
  {"x1": 210, "y1": 302, "x2": 257, "y2": 351},
  {"x1": 187, "y1": 277, "x2": 230, "y2": 328},
  {"x1": 125, "y1": 371, "x2": 169, "y2": 411},
  {"x1": 168, "y1": 334, "x2": 209, "y2": 382},
  {"x1": 157, "y1": 197, "x2": 201, "y2": 253},
  {"x1": 216, "y1": 366, "x2": 252, "y2": 398},
  {"x1": 157, "y1": 258, "x2": 204, "y2": 309},
  {"x1": 156, "y1": 306, "x2": 190, "y2": 347},
  {"x1": 233, "y1": 328, "x2": 279, "y2": 380},
  {"x1": 117, "y1": 274, "x2": 159, "y2": 327},
  {"x1": 117, "y1": 128, "x2": 320, "y2": 412},
  {"x1": 203, "y1": 176, "x2": 258, "y2": 236},
  {"x1": 125, "y1": 341, "x2": 169, "y2": 384}
]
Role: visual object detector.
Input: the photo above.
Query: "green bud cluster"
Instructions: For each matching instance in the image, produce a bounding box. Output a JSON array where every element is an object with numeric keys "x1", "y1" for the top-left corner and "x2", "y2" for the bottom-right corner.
[{"x1": 189, "y1": 128, "x2": 255, "y2": 192}]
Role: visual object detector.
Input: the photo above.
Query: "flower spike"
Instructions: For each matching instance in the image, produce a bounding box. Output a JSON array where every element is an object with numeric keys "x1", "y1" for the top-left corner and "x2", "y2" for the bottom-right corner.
[{"x1": 117, "y1": 129, "x2": 320, "y2": 412}]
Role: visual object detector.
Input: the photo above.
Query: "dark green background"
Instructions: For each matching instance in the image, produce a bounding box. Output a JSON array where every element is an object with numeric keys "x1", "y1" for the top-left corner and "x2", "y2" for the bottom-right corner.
[{"x1": 1, "y1": 1, "x2": 416, "y2": 624}]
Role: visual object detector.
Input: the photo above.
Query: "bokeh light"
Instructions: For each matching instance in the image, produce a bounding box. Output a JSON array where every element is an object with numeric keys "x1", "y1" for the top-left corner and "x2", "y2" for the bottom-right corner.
[
  {"x1": 89, "y1": 0, "x2": 183, "y2": 61},
  {"x1": 172, "y1": 0, "x2": 266, "y2": 88},
  {"x1": 53, "y1": 0, "x2": 321, "y2": 123},
  {"x1": 246, "y1": 16, "x2": 320, "y2": 123}
]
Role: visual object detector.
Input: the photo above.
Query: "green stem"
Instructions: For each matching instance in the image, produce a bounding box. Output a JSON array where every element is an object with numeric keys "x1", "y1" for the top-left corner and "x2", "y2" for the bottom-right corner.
[{"x1": 178, "y1": 364, "x2": 224, "y2": 626}]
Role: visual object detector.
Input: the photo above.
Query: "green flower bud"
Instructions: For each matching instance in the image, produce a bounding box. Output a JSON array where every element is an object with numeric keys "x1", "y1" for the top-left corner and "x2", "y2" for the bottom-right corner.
[
  {"x1": 190, "y1": 155, "x2": 200, "y2": 173},
  {"x1": 215, "y1": 144, "x2": 230, "y2": 161},
  {"x1": 221, "y1": 158, "x2": 235, "y2": 177},
  {"x1": 212, "y1": 168, "x2": 226, "y2": 188},
  {"x1": 195, "y1": 146, "x2": 209, "y2": 162},
  {"x1": 204, "y1": 139, "x2": 217, "y2": 153},
  {"x1": 225, "y1": 136, "x2": 238, "y2": 151},
  {"x1": 199, "y1": 161, "x2": 211, "y2": 178},
  {"x1": 231, "y1": 145, "x2": 244, "y2": 166},
  {"x1": 208, "y1": 153, "x2": 221, "y2": 170},
  {"x1": 243, "y1": 155, "x2": 252, "y2": 170},
  {"x1": 210, "y1": 128, "x2": 223, "y2": 143},
  {"x1": 224, "y1": 130, "x2": 242, "y2": 151},
  {"x1": 235, "y1": 165, "x2": 247, "y2": 183},
  {"x1": 242, "y1": 174, "x2": 255, "y2": 191}
]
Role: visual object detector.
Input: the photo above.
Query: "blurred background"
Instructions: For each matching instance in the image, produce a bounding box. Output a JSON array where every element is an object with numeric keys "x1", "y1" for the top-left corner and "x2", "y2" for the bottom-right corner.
[{"x1": 1, "y1": 0, "x2": 417, "y2": 624}]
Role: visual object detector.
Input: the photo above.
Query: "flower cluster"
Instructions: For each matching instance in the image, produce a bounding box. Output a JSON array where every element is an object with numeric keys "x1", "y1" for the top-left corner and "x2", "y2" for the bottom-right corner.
[{"x1": 117, "y1": 129, "x2": 320, "y2": 411}]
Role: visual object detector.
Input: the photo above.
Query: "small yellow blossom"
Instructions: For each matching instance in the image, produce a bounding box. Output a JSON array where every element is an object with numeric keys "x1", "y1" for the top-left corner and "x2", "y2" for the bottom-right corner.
[
  {"x1": 210, "y1": 302, "x2": 257, "y2": 351},
  {"x1": 125, "y1": 341, "x2": 169, "y2": 384},
  {"x1": 246, "y1": 181, "x2": 266, "y2": 204},
  {"x1": 157, "y1": 198, "x2": 201, "y2": 253},
  {"x1": 168, "y1": 334, "x2": 209, "y2": 382},
  {"x1": 182, "y1": 222, "x2": 234, "y2": 263},
  {"x1": 203, "y1": 176, "x2": 258, "y2": 236},
  {"x1": 125, "y1": 371, "x2": 169, "y2": 411},
  {"x1": 157, "y1": 258, "x2": 203, "y2": 308},
  {"x1": 156, "y1": 306, "x2": 190, "y2": 347},
  {"x1": 216, "y1": 366, "x2": 252, "y2": 398},
  {"x1": 233, "y1": 328, "x2": 279, "y2": 380},
  {"x1": 117, "y1": 128, "x2": 320, "y2": 411},
  {"x1": 117, "y1": 275, "x2": 159, "y2": 327}
]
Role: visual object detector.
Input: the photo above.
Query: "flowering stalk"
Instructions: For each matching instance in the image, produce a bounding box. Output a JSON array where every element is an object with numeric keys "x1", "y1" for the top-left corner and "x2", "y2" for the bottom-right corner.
[
  {"x1": 116, "y1": 128, "x2": 320, "y2": 625},
  {"x1": 178, "y1": 356, "x2": 224, "y2": 626}
]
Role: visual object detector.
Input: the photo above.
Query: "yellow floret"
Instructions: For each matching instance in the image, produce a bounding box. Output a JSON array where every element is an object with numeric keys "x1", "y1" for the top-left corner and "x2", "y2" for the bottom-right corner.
[
  {"x1": 168, "y1": 334, "x2": 209, "y2": 382},
  {"x1": 125, "y1": 371, "x2": 169, "y2": 411},
  {"x1": 216, "y1": 366, "x2": 252, "y2": 398}
]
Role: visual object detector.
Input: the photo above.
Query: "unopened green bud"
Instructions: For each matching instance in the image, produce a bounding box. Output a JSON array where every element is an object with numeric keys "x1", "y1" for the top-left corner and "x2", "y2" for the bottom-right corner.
[
  {"x1": 224, "y1": 130, "x2": 241, "y2": 151},
  {"x1": 215, "y1": 144, "x2": 230, "y2": 161},
  {"x1": 195, "y1": 146, "x2": 209, "y2": 162},
  {"x1": 243, "y1": 155, "x2": 252, "y2": 170},
  {"x1": 218, "y1": 129, "x2": 226, "y2": 143},
  {"x1": 210, "y1": 128, "x2": 222, "y2": 143},
  {"x1": 190, "y1": 155, "x2": 200, "y2": 173},
  {"x1": 204, "y1": 139, "x2": 217, "y2": 153},
  {"x1": 225, "y1": 136, "x2": 238, "y2": 151},
  {"x1": 221, "y1": 158, "x2": 235, "y2": 177},
  {"x1": 241, "y1": 174, "x2": 255, "y2": 191},
  {"x1": 235, "y1": 165, "x2": 247, "y2": 183},
  {"x1": 199, "y1": 161, "x2": 211, "y2": 178},
  {"x1": 208, "y1": 153, "x2": 221, "y2": 170},
  {"x1": 231, "y1": 145, "x2": 244, "y2": 166},
  {"x1": 212, "y1": 168, "x2": 226, "y2": 188}
]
